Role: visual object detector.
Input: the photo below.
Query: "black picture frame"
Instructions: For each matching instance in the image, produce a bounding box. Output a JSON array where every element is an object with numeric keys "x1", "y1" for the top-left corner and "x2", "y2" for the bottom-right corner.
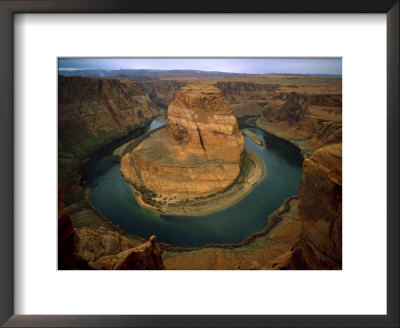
[{"x1": 0, "y1": 1, "x2": 398, "y2": 327}]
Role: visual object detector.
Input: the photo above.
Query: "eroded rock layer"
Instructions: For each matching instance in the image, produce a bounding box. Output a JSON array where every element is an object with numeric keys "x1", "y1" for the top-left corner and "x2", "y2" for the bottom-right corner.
[
  {"x1": 259, "y1": 91, "x2": 342, "y2": 155},
  {"x1": 268, "y1": 143, "x2": 342, "y2": 270},
  {"x1": 141, "y1": 80, "x2": 187, "y2": 107},
  {"x1": 121, "y1": 83, "x2": 245, "y2": 201},
  {"x1": 216, "y1": 81, "x2": 278, "y2": 117},
  {"x1": 58, "y1": 76, "x2": 161, "y2": 157},
  {"x1": 74, "y1": 228, "x2": 164, "y2": 270}
]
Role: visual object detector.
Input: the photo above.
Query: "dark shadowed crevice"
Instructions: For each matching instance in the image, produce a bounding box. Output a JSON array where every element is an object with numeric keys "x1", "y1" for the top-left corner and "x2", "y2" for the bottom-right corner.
[{"x1": 196, "y1": 124, "x2": 208, "y2": 158}]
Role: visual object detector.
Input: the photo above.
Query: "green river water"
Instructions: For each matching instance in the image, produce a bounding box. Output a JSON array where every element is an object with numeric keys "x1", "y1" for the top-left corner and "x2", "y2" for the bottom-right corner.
[{"x1": 79, "y1": 117, "x2": 303, "y2": 247}]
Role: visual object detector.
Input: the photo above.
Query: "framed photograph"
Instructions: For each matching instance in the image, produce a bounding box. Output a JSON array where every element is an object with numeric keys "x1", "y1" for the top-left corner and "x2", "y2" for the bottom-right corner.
[{"x1": 1, "y1": 0, "x2": 398, "y2": 327}]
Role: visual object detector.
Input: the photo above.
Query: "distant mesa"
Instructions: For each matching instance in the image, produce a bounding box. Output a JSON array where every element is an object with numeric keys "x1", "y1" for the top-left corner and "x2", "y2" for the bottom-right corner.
[{"x1": 121, "y1": 83, "x2": 245, "y2": 206}]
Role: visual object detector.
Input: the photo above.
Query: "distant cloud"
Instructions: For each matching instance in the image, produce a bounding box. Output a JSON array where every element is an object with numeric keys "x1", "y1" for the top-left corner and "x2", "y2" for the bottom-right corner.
[
  {"x1": 58, "y1": 67, "x2": 85, "y2": 71},
  {"x1": 58, "y1": 58, "x2": 342, "y2": 75}
]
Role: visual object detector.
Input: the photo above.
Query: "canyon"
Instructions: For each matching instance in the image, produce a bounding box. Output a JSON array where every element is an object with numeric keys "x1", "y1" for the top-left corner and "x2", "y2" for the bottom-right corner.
[
  {"x1": 58, "y1": 76, "x2": 162, "y2": 157},
  {"x1": 58, "y1": 72, "x2": 342, "y2": 270}
]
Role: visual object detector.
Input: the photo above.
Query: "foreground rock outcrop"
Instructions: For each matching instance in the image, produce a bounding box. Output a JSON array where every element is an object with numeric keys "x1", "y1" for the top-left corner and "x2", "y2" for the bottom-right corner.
[
  {"x1": 74, "y1": 228, "x2": 164, "y2": 270},
  {"x1": 268, "y1": 143, "x2": 342, "y2": 269},
  {"x1": 121, "y1": 83, "x2": 245, "y2": 202},
  {"x1": 59, "y1": 187, "x2": 164, "y2": 270}
]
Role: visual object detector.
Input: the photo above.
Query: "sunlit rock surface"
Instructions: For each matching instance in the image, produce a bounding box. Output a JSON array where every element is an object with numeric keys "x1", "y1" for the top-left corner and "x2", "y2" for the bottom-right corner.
[{"x1": 121, "y1": 83, "x2": 245, "y2": 201}]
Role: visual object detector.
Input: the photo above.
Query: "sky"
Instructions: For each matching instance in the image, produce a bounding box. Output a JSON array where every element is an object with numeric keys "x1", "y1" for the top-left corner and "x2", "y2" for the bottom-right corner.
[{"x1": 58, "y1": 58, "x2": 342, "y2": 75}]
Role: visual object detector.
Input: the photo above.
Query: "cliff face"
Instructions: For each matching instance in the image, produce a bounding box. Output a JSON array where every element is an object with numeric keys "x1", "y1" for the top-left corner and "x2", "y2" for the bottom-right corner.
[
  {"x1": 166, "y1": 83, "x2": 244, "y2": 163},
  {"x1": 59, "y1": 186, "x2": 164, "y2": 270},
  {"x1": 216, "y1": 81, "x2": 278, "y2": 117},
  {"x1": 141, "y1": 80, "x2": 187, "y2": 107},
  {"x1": 259, "y1": 91, "x2": 342, "y2": 153},
  {"x1": 58, "y1": 187, "x2": 91, "y2": 269},
  {"x1": 261, "y1": 92, "x2": 309, "y2": 124},
  {"x1": 269, "y1": 143, "x2": 342, "y2": 269},
  {"x1": 58, "y1": 187, "x2": 78, "y2": 269},
  {"x1": 58, "y1": 76, "x2": 161, "y2": 157},
  {"x1": 121, "y1": 83, "x2": 245, "y2": 201}
]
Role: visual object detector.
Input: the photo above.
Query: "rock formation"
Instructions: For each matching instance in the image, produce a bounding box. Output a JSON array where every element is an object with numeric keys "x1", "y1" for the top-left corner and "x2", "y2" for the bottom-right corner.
[
  {"x1": 268, "y1": 143, "x2": 342, "y2": 269},
  {"x1": 73, "y1": 226, "x2": 136, "y2": 263},
  {"x1": 58, "y1": 76, "x2": 161, "y2": 157},
  {"x1": 74, "y1": 228, "x2": 164, "y2": 270},
  {"x1": 141, "y1": 80, "x2": 187, "y2": 107},
  {"x1": 58, "y1": 187, "x2": 91, "y2": 269},
  {"x1": 216, "y1": 81, "x2": 278, "y2": 117},
  {"x1": 58, "y1": 186, "x2": 78, "y2": 269},
  {"x1": 121, "y1": 83, "x2": 245, "y2": 202},
  {"x1": 89, "y1": 235, "x2": 164, "y2": 270},
  {"x1": 259, "y1": 91, "x2": 342, "y2": 154},
  {"x1": 59, "y1": 187, "x2": 164, "y2": 270}
]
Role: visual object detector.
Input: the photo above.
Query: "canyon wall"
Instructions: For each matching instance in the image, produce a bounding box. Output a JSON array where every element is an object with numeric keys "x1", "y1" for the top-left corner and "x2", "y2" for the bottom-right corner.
[
  {"x1": 58, "y1": 76, "x2": 162, "y2": 158},
  {"x1": 269, "y1": 143, "x2": 342, "y2": 269},
  {"x1": 58, "y1": 187, "x2": 80, "y2": 269},
  {"x1": 216, "y1": 81, "x2": 279, "y2": 117},
  {"x1": 121, "y1": 83, "x2": 245, "y2": 201},
  {"x1": 259, "y1": 91, "x2": 342, "y2": 154},
  {"x1": 141, "y1": 80, "x2": 187, "y2": 107}
]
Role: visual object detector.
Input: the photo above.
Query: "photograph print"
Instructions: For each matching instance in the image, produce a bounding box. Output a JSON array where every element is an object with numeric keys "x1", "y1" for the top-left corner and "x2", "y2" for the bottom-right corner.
[{"x1": 58, "y1": 58, "x2": 342, "y2": 270}]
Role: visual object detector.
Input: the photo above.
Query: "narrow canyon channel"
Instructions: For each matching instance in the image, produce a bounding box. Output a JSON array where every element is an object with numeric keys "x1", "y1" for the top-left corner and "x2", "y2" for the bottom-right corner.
[{"x1": 79, "y1": 117, "x2": 303, "y2": 247}]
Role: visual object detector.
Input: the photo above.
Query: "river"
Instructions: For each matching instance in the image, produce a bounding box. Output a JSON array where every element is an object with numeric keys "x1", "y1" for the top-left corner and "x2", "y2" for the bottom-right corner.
[{"x1": 79, "y1": 117, "x2": 303, "y2": 247}]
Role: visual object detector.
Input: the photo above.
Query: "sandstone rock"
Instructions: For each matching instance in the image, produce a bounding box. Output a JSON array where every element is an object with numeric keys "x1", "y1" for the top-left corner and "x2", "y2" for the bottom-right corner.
[
  {"x1": 74, "y1": 226, "x2": 135, "y2": 262},
  {"x1": 216, "y1": 81, "x2": 278, "y2": 118},
  {"x1": 58, "y1": 187, "x2": 76, "y2": 269},
  {"x1": 262, "y1": 92, "x2": 309, "y2": 124},
  {"x1": 121, "y1": 83, "x2": 245, "y2": 201},
  {"x1": 90, "y1": 236, "x2": 164, "y2": 270},
  {"x1": 74, "y1": 226, "x2": 164, "y2": 270},
  {"x1": 141, "y1": 80, "x2": 187, "y2": 107},
  {"x1": 58, "y1": 76, "x2": 161, "y2": 157},
  {"x1": 250, "y1": 260, "x2": 260, "y2": 270},
  {"x1": 260, "y1": 91, "x2": 342, "y2": 153},
  {"x1": 269, "y1": 143, "x2": 342, "y2": 270},
  {"x1": 166, "y1": 83, "x2": 244, "y2": 163},
  {"x1": 296, "y1": 143, "x2": 342, "y2": 269},
  {"x1": 58, "y1": 187, "x2": 91, "y2": 270}
]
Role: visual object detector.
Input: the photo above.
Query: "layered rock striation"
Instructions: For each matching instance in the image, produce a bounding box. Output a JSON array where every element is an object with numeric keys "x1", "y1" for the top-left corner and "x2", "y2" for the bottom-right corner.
[
  {"x1": 121, "y1": 83, "x2": 245, "y2": 202},
  {"x1": 268, "y1": 143, "x2": 342, "y2": 269},
  {"x1": 59, "y1": 186, "x2": 164, "y2": 270},
  {"x1": 141, "y1": 80, "x2": 187, "y2": 107},
  {"x1": 216, "y1": 81, "x2": 278, "y2": 117},
  {"x1": 258, "y1": 91, "x2": 342, "y2": 155},
  {"x1": 58, "y1": 76, "x2": 161, "y2": 157},
  {"x1": 74, "y1": 228, "x2": 164, "y2": 270}
]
